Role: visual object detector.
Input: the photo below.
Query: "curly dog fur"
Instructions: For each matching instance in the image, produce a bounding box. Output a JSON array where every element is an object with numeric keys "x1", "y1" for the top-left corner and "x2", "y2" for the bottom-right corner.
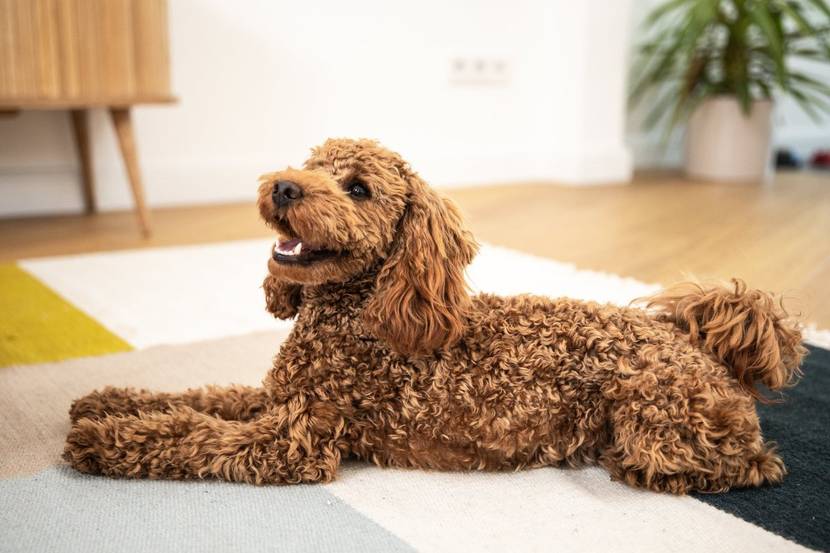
[{"x1": 64, "y1": 138, "x2": 807, "y2": 493}]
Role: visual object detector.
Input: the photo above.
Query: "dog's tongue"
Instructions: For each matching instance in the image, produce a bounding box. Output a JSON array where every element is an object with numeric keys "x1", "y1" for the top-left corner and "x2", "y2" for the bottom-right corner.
[{"x1": 276, "y1": 237, "x2": 303, "y2": 256}]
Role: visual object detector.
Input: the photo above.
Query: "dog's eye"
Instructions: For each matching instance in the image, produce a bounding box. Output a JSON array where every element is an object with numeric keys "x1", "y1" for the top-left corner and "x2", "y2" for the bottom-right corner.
[{"x1": 346, "y1": 179, "x2": 370, "y2": 199}]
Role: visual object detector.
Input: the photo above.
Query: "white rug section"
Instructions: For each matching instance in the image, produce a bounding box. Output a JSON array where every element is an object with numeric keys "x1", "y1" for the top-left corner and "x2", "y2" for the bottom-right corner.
[
  {"x1": 327, "y1": 463, "x2": 809, "y2": 553},
  {"x1": 467, "y1": 243, "x2": 660, "y2": 304},
  {"x1": 21, "y1": 241, "x2": 660, "y2": 349},
  {"x1": 803, "y1": 325, "x2": 830, "y2": 350},
  {"x1": 22, "y1": 240, "x2": 827, "y2": 349},
  {"x1": 22, "y1": 240, "x2": 289, "y2": 349}
]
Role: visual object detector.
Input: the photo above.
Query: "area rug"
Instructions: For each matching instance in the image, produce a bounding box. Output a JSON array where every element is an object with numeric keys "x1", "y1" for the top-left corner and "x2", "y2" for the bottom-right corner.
[{"x1": 1, "y1": 239, "x2": 827, "y2": 553}]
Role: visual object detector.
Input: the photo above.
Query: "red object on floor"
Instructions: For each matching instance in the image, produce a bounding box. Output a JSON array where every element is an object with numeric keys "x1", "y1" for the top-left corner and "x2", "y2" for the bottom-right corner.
[{"x1": 811, "y1": 150, "x2": 830, "y2": 169}]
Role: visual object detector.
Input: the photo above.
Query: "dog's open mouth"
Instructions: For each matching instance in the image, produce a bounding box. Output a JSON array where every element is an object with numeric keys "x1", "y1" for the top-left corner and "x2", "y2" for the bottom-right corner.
[{"x1": 273, "y1": 237, "x2": 341, "y2": 265}]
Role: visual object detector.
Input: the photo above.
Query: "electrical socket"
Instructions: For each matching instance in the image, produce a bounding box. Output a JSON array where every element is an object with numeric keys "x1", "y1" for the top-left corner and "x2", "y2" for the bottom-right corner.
[{"x1": 449, "y1": 57, "x2": 510, "y2": 85}]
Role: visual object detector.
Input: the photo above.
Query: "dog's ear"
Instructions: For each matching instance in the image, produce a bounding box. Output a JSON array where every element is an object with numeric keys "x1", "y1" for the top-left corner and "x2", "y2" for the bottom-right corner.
[
  {"x1": 263, "y1": 275, "x2": 303, "y2": 319},
  {"x1": 364, "y1": 176, "x2": 478, "y2": 356}
]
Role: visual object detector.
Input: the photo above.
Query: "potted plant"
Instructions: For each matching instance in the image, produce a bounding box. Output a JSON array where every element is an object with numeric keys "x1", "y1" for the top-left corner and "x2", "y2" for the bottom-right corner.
[{"x1": 631, "y1": 0, "x2": 830, "y2": 182}]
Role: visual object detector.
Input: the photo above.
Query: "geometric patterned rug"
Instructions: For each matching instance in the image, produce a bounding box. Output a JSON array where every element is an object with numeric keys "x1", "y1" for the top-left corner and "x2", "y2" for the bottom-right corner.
[{"x1": 1, "y1": 239, "x2": 827, "y2": 552}]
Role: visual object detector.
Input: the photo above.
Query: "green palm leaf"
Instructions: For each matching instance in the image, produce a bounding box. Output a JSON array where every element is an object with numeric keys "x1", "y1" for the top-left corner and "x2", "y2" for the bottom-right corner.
[
  {"x1": 780, "y1": 0, "x2": 830, "y2": 55},
  {"x1": 630, "y1": 0, "x2": 830, "y2": 131}
]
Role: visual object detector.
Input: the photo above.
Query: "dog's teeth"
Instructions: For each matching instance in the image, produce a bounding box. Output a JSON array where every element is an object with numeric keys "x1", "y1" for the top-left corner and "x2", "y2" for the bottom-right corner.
[{"x1": 276, "y1": 239, "x2": 303, "y2": 256}]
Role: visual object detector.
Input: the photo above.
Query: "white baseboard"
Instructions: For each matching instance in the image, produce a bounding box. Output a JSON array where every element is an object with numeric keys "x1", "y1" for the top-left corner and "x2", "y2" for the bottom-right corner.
[
  {"x1": 627, "y1": 125, "x2": 830, "y2": 171},
  {"x1": 0, "y1": 167, "x2": 90, "y2": 217},
  {"x1": 0, "y1": 145, "x2": 634, "y2": 218},
  {"x1": 0, "y1": 160, "x2": 268, "y2": 218},
  {"x1": 545, "y1": 147, "x2": 633, "y2": 185}
]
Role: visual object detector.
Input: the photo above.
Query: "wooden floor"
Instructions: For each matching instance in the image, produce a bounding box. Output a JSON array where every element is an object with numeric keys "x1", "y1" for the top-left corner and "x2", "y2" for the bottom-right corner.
[{"x1": 2, "y1": 171, "x2": 829, "y2": 328}]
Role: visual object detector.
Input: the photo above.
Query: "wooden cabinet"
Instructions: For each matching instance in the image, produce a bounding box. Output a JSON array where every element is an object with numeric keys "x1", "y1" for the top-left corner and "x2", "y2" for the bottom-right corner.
[{"x1": 1, "y1": 0, "x2": 176, "y2": 235}]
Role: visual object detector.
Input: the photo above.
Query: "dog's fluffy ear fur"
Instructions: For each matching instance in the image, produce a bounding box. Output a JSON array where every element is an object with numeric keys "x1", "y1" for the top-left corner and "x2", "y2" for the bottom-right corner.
[
  {"x1": 364, "y1": 175, "x2": 478, "y2": 356},
  {"x1": 263, "y1": 275, "x2": 303, "y2": 320}
]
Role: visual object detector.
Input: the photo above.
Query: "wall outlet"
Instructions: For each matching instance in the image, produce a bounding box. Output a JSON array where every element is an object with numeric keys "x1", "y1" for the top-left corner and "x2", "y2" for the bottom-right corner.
[{"x1": 449, "y1": 57, "x2": 510, "y2": 85}]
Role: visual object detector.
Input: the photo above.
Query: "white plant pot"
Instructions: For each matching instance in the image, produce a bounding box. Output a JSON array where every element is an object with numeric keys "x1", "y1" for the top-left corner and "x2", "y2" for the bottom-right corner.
[{"x1": 685, "y1": 97, "x2": 773, "y2": 183}]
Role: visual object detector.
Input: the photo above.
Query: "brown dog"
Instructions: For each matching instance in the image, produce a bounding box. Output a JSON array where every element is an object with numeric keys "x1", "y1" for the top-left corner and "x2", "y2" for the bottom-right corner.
[{"x1": 65, "y1": 138, "x2": 805, "y2": 493}]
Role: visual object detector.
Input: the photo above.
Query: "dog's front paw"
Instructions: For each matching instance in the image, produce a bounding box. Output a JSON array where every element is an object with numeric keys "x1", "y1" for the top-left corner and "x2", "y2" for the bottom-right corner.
[
  {"x1": 68, "y1": 391, "x2": 106, "y2": 423},
  {"x1": 69, "y1": 387, "x2": 139, "y2": 423},
  {"x1": 263, "y1": 276, "x2": 302, "y2": 319},
  {"x1": 63, "y1": 418, "x2": 109, "y2": 475}
]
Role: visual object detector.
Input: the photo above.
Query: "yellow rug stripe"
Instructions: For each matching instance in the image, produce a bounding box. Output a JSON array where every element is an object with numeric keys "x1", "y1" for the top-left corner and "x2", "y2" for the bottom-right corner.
[{"x1": 0, "y1": 264, "x2": 131, "y2": 367}]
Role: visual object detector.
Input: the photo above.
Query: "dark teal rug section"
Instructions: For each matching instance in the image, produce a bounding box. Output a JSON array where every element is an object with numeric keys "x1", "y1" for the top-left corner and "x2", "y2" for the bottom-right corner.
[
  {"x1": 0, "y1": 466, "x2": 415, "y2": 553},
  {"x1": 696, "y1": 345, "x2": 830, "y2": 552}
]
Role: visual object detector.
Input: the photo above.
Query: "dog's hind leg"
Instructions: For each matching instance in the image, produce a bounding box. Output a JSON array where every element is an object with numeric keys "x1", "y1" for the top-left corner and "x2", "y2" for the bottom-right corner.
[
  {"x1": 601, "y1": 431, "x2": 785, "y2": 494},
  {"x1": 69, "y1": 385, "x2": 269, "y2": 423},
  {"x1": 600, "y1": 353, "x2": 785, "y2": 494},
  {"x1": 64, "y1": 396, "x2": 345, "y2": 484}
]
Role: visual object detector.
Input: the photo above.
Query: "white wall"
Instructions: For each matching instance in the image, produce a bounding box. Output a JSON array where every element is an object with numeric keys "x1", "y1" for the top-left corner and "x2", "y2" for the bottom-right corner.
[
  {"x1": 0, "y1": 0, "x2": 633, "y2": 218},
  {"x1": 772, "y1": 56, "x2": 830, "y2": 160},
  {"x1": 627, "y1": 0, "x2": 830, "y2": 168}
]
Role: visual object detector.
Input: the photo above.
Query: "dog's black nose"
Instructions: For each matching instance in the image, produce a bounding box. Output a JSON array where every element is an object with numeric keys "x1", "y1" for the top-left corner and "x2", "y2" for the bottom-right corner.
[{"x1": 273, "y1": 180, "x2": 303, "y2": 208}]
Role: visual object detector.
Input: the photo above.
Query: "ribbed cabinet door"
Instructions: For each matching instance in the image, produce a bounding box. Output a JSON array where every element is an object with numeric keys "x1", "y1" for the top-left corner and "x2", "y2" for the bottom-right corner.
[
  {"x1": 0, "y1": 0, "x2": 170, "y2": 102},
  {"x1": 131, "y1": 0, "x2": 170, "y2": 98},
  {"x1": 0, "y1": 0, "x2": 61, "y2": 99}
]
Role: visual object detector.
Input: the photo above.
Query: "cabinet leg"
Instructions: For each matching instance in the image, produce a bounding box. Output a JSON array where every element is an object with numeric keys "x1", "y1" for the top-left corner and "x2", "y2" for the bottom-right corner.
[
  {"x1": 70, "y1": 109, "x2": 96, "y2": 214},
  {"x1": 109, "y1": 107, "x2": 151, "y2": 237}
]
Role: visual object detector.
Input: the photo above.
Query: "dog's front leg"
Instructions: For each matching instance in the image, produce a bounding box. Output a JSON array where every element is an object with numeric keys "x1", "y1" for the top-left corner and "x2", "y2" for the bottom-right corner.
[
  {"x1": 69, "y1": 385, "x2": 270, "y2": 423},
  {"x1": 63, "y1": 397, "x2": 345, "y2": 484}
]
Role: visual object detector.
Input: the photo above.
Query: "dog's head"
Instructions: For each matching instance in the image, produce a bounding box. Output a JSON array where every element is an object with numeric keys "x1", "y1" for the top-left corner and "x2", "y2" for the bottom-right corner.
[{"x1": 258, "y1": 138, "x2": 478, "y2": 356}]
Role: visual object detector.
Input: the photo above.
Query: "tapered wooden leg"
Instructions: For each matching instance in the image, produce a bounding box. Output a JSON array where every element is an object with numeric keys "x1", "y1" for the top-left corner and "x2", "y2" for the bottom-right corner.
[
  {"x1": 109, "y1": 107, "x2": 152, "y2": 237},
  {"x1": 70, "y1": 109, "x2": 96, "y2": 214}
]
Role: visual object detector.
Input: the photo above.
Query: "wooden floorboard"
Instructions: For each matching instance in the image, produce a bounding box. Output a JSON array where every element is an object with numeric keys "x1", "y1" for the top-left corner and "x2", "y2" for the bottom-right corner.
[{"x1": 2, "y1": 170, "x2": 829, "y2": 328}]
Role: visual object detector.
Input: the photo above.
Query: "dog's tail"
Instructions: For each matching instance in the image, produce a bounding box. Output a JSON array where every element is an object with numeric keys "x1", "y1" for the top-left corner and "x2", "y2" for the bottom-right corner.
[{"x1": 644, "y1": 279, "x2": 806, "y2": 400}]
